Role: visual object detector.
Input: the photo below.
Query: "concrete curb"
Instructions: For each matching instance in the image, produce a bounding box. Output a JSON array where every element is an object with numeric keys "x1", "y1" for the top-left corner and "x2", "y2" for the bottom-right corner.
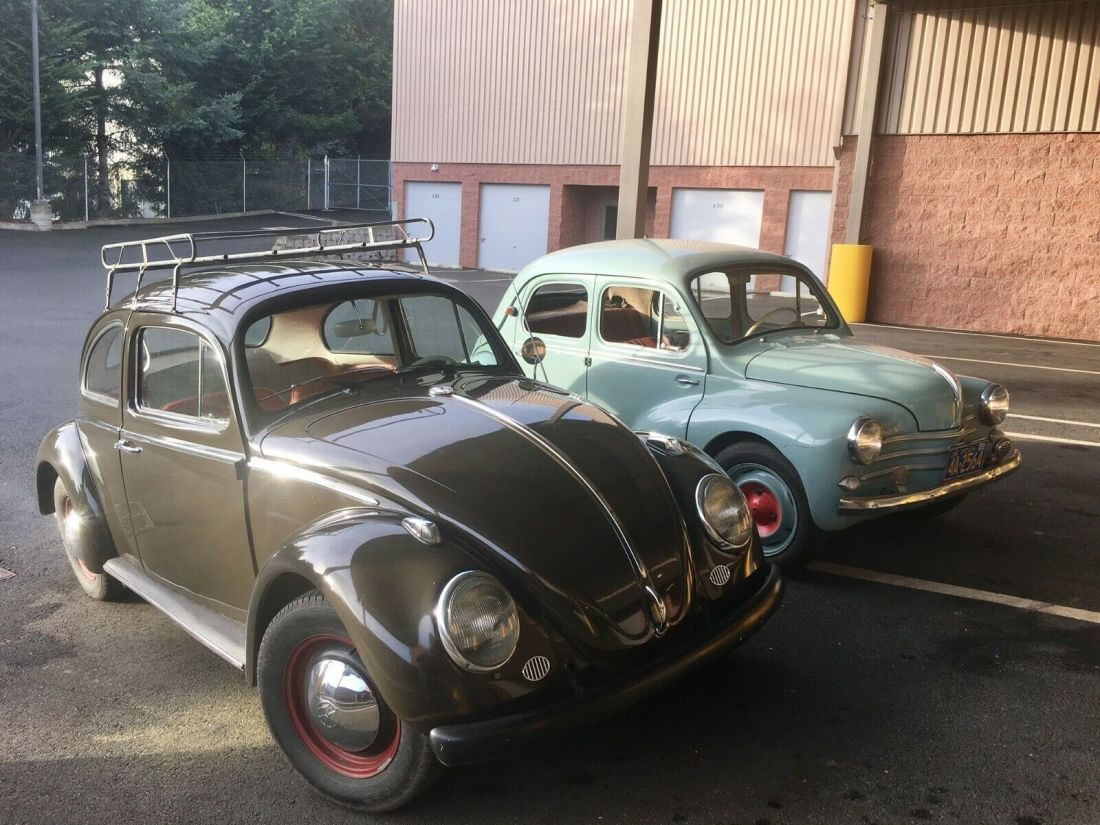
[{"x1": 0, "y1": 208, "x2": 279, "y2": 232}]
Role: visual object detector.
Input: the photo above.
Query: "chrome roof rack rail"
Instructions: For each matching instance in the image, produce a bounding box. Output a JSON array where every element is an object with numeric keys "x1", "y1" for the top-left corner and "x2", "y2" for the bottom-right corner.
[{"x1": 99, "y1": 217, "x2": 435, "y2": 311}]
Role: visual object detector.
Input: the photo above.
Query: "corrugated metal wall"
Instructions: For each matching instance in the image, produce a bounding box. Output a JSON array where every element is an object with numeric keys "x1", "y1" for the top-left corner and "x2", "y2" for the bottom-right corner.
[
  {"x1": 877, "y1": 0, "x2": 1100, "y2": 135},
  {"x1": 392, "y1": 0, "x2": 857, "y2": 167}
]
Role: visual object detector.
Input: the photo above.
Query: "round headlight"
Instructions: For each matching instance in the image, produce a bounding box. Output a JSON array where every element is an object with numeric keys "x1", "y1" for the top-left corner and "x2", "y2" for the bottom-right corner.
[
  {"x1": 980, "y1": 383, "x2": 1009, "y2": 425},
  {"x1": 436, "y1": 572, "x2": 520, "y2": 672},
  {"x1": 847, "y1": 417, "x2": 884, "y2": 465},
  {"x1": 695, "y1": 474, "x2": 754, "y2": 550}
]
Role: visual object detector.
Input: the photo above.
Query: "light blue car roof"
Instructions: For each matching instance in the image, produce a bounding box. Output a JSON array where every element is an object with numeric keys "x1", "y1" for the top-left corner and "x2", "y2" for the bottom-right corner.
[{"x1": 516, "y1": 238, "x2": 805, "y2": 285}]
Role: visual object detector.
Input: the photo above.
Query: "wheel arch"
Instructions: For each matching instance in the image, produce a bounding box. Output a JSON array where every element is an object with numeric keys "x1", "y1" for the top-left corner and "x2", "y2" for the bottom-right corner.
[{"x1": 702, "y1": 429, "x2": 778, "y2": 458}]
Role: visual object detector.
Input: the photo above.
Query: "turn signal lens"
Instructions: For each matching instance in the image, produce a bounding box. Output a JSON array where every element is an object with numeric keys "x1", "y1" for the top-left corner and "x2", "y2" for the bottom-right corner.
[
  {"x1": 980, "y1": 384, "x2": 1009, "y2": 425},
  {"x1": 696, "y1": 474, "x2": 754, "y2": 550},
  {"x1": 436, "y1": 572, "x2": 520, "y2": 672},
  {"x1": 848, "y1": 417, "x2": 884, "y2": 465}
]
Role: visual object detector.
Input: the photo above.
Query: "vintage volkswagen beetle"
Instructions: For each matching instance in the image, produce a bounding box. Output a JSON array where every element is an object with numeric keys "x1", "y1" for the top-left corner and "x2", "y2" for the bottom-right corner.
[
  {"x1": 493, "y1": 239, "x2": 1022, "y2": 568},
  {"x1": 35, "y1": 223, "x2": 783, "y2": 811}
]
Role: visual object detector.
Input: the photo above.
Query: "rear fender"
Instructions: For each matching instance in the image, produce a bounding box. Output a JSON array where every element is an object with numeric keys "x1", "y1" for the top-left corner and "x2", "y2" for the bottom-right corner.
[
  {"x1": 246, "y1": 509, "x2": 563, "y2": 731},
  {"x1": 35, "y1": 422, "x2": 117, "y2": 573}
]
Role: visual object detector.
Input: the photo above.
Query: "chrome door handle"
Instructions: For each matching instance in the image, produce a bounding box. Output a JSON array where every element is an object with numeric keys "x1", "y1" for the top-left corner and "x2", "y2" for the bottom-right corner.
[
  {"x1": 674, "y1": 375, "x2": 700, "y2": 387},
  {"x1": 114, "y1": 439, "x2": 142, "y2": 454}
]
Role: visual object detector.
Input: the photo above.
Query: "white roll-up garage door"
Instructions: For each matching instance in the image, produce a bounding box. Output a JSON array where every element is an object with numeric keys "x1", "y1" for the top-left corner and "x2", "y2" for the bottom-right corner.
[
  {"x1": 404, "y1": 181, "x2": 462, "y2": 267},
  {"x1": 478, "y1": 184, "x2": 550, "y2": 272},
  {"x1": 669, "y1": 188, "x2": 764, "y2": 248},
  {"x1": 783, "y1": 190, "x2": 833, "y2": 289}
]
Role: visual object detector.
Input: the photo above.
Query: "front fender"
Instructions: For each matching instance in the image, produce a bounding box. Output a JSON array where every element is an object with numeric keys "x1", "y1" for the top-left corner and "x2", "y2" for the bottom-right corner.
[
  {"x1": 247, "y1": 509, "x2": 565, "y2": 732},
  {"x1": 35, "y1": 422, "x2": 117, "y2": 573},
  {"x1": 687, "y1": 378, "x2": 918, "y2": 531}
]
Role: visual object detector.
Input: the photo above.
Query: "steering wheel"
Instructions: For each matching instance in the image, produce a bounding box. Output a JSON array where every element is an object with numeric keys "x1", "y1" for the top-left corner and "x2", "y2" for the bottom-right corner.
[{"x1": 745, "y1": 306, "x2": 801, "y2": 337}]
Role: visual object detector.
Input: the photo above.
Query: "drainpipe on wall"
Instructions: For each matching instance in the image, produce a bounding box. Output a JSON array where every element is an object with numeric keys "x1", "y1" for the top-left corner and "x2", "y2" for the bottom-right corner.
[
  {"x1": 616, "y1": 0, "x2": 662, "y2": 240},
  {"x1": 831, "y1": 0, "x2": 890, "y2": 323}
]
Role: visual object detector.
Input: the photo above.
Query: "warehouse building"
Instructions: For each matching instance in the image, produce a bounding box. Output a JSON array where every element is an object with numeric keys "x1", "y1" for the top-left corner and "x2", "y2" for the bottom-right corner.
[{"x1": 391, "y1": 0, "x2": 1100, "y2": 341}]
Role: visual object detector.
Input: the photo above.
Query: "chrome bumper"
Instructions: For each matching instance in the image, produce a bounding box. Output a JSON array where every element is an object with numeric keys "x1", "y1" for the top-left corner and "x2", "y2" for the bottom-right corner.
[{"x1": 837, "y1": 450, "x2": 1021, "y2": 514}]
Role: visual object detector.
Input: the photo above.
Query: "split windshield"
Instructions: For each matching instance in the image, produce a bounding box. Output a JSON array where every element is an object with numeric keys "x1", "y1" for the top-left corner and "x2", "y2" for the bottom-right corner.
[
  {"x1": 241, "y1": 291, "x2": 505, "y2": 415},
  {"x1": 688, "y1": 268, "x2": 838, "y2": 344}
]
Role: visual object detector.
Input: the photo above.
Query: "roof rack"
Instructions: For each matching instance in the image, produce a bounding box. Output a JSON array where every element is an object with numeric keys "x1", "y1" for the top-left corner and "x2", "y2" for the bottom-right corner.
[{"x1": 99, "y1": 217, "x2": 435, "y2": 310}]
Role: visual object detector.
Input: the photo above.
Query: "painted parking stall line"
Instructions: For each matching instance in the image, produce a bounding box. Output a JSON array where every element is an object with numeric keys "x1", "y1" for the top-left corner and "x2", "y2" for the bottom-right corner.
[
  {"x1": 1004, "y1": 432, "x2": 1100, "y2": 448},
  {"x1": 853, "y1": 323, "x2": 1100, "y2": 348},
  {"x1": 809, "y1": 562, "x2": 1100, "y2": 625},
  {"x1": 918, "y1": 354, "x2": 1100, "y2": 377},
  {"x1": 1008, "y1": 413, "x2": 1100, "y2": 429}
]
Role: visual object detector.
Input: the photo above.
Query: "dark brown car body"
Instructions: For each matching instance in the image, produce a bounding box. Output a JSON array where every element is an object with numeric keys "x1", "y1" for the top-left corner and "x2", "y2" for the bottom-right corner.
[{"x1": 36, "y1": 261, "x2": 783, "y2": 767}]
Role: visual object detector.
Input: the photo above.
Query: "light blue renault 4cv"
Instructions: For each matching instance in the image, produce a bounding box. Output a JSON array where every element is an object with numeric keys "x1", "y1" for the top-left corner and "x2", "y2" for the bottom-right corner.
[{"x1": 490, "y1": 239, "x2": 1021, "y2": 568}]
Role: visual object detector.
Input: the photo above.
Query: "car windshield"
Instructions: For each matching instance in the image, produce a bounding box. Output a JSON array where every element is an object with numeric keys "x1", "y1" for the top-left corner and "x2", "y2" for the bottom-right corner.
[
  {"x1": 687, "y1": 268, "x2": 838, "y2": 344},
  {"x1": 241, "y1": 290, "x2": 506, "y2": 415}
]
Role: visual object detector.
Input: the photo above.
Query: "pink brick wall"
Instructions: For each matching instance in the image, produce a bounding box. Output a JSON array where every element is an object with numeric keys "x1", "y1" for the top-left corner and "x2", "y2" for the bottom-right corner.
[
  {"x1": 393, "y1": 162, "x2": 832, "y2": 270},
  {"x1": 831, "y1": 133, "x2": 1100, "y2": 342}
]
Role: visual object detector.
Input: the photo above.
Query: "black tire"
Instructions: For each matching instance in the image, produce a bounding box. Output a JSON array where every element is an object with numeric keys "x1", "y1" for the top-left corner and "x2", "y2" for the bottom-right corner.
[
  {"x1": 257, "y1": 592, "x2": 440, "y2": 812},
  {"x1": 714, "y1": 441, "x2": 823, "y2": 570},
  {"x1": 53, "y1": 477, "x2": 124, "y2": 601},
  {"x1": 918, "y1": 493, "x2": 969, "y2": 518}
]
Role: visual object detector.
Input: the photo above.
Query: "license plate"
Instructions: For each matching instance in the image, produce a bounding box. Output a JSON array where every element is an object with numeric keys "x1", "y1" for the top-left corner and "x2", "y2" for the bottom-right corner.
[{"x1": 945, "y1": 441, "x2": 985, "y2": 480}]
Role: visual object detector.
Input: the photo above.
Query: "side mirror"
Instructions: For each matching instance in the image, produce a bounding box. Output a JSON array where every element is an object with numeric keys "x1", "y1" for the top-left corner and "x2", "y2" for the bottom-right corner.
[{"x1": 521, "y1": 336, "x2": 547, "y2": 365}]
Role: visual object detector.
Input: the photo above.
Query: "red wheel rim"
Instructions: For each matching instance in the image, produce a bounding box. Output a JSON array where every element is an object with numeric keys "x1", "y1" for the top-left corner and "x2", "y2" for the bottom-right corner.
[
  {"x1": 740, "y1": 483, "x2": 782, "y2": 538},
  {"x1": 284, "y1": 635, "x2": 400, "y2": 779}
]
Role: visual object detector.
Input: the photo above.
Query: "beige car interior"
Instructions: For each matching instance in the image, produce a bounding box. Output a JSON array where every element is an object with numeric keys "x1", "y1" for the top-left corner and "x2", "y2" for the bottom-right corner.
[{"x1": 246, "y1": 302, "x2": 398, "y2": 410}]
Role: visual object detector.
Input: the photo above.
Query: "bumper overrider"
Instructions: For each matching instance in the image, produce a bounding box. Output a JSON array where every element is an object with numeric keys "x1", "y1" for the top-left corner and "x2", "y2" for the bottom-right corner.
[
  {"x1": 837, "y1": 448, "x2": 1021, "y2": 514},
  {"x1": 429, "y1": 563, "x2": 783, "y2": 766}
]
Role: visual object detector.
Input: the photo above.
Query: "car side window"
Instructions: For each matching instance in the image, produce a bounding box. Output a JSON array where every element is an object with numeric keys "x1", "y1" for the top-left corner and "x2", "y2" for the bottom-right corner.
[
  {"x1": 599, "y1": 286, "x2": 689, "y2": 352},
  {"x1": 138, "y1": 327, "x2": 229, "y2": 424},
  {"x1": 83, "y1": 324, "x2": 124, "y2": 402},
  {"x1": 525, "y1": 283, "x2": 588, "y2": 339}
]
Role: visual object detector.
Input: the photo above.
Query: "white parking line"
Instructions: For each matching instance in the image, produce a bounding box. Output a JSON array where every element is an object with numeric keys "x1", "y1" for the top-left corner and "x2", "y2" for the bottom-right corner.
[
  {"x1": 809, "y1": 562, "x2": 1100, "y2": 625},
  {"x1": 919, "y1": 354, "x2": 1100, "y2": 376},
  {"x1": 854, "y1": 323, "x2": 1100, "y2": 348},
  {"x1": 1008, "y1": 413, "x2": 1100, "y2": 429},
  {"x1": 1004, "y1": 432, "x2": 1100, "y2": 448}
]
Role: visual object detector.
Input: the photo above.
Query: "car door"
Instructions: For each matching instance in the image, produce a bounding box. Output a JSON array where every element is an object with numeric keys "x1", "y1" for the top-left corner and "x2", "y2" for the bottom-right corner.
[
  {"x1": 586, "y1": 278, "x2": 708, "y2": 437},
  {"x1": 515, "y1": 275, "x2": 595, "y2": 395},
  {"x1": 118, "y1": 319, "x2": 255, "y2": 615},
  {"x1": 76, "y1": 318, "x2": 139, "y2": 562}
]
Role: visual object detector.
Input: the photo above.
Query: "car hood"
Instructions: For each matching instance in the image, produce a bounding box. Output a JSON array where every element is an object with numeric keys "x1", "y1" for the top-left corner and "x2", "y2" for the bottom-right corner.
[
  {"x1": 744, "y1": 335, "x2": 962, "y2": 431},
  {"x1": 258, "y1": 374, "x2": 690, "y2": 664}
]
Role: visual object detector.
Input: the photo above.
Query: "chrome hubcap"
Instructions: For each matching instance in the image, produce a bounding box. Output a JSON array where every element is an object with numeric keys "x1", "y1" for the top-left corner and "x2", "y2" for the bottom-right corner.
[{"x1": 305, "y1": 656, "x2": 380, "y2": 752}]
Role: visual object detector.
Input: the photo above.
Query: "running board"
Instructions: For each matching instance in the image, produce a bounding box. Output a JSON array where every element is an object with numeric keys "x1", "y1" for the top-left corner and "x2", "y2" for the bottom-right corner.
[{"x1": 103, "y1": 557, "x2": 246, "y2": 671}]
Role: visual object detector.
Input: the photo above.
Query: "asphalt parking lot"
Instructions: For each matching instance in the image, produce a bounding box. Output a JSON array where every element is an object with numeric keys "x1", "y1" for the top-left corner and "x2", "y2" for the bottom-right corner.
[{"x1": 1, "y1": 214, "x2": 1098, "y2": 825}]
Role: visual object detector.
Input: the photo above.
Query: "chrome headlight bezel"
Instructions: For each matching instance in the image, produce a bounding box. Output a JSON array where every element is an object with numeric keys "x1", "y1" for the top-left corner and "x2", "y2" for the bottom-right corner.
[
  {"x1": 695, "y1": 473, "x2": 754, "y2": 551},
  {"x1": 434, "y1": 571, "x2": 521, "y2": 673},
  {"x1": 847, "y1": 417, "x2": 884, "y2": 465},
  {"x1": 979, "y1": 383, "x2": 1009, "y2": 425}
]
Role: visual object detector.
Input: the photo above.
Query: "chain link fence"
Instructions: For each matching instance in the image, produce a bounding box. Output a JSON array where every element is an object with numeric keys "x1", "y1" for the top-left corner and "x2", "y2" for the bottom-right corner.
[{"x1": 1, "y1": 154, "x2": 390, "y2": 223}]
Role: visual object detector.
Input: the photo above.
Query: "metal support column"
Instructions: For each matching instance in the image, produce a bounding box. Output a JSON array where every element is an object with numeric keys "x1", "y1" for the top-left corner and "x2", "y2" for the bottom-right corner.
[
  {"x1": 616, "y1": 0, "x2": 662, "y2": 240},
  {"x1": 845, "y1": 0, "x2": 889, "y2": 245},
  {"x1": 323, "y1": 155, "x2": 331, "y2": 211}
]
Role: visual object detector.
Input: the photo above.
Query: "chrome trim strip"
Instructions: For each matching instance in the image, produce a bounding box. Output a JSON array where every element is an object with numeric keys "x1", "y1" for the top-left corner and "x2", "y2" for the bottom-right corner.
[
  {"x1": 248, "y1": 457, "x2": 380, "y2": 506},
  {"x1": 931, "y1": 362, "x2": 964, "y2": 427},
  {"x1": 859, "y1": 462, "x2": 945, "y2": 481},
  {"x1": 882, "y1": 426, "x2": 976, "y2": 445},
  {"x1": 838, "y1": 451, "x2": 1021, "y2": 513},
  {"x1": 449, "y1": 393, "x2": 669, "y2": 633},
  {"x1": 123, "y1": 430, "x2": 244, "y2": 463}
]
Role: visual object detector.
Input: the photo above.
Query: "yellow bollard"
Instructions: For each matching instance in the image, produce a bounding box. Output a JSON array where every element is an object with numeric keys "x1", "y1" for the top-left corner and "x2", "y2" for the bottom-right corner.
[{"x1": 827, "y1": 244, "x2": 873, "y2": 323}]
